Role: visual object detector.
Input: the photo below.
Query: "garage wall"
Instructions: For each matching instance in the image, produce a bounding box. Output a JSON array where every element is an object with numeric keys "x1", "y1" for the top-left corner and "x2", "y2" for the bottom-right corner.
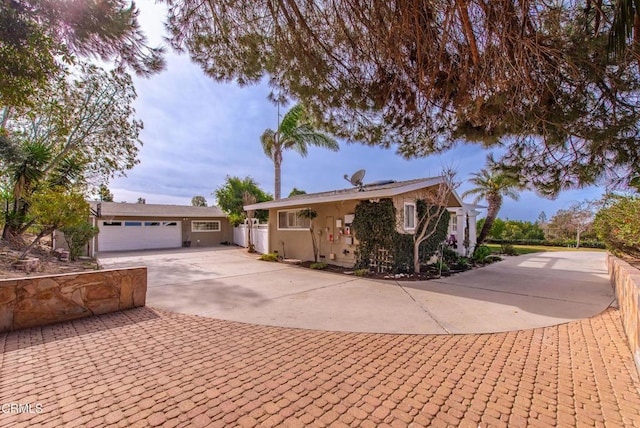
[
  {"x1": 95, "y1": 216, "x2": 232, "y2": 252},
  {"x1": 182, "y1": 218, "x2": 233, "y2": 247},
  {"x1": 98, "y1": 220, "x2": 182, "y2": 252}
]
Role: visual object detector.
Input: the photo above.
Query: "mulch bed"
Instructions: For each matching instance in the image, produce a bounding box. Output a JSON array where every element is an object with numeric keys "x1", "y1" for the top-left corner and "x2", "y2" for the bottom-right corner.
[
  {"x1": 297, "y1": 260, "x2": 481, "y2": 281},
  {"x1": 0, "y1": 240, "x2": 100, "y2": 279}
]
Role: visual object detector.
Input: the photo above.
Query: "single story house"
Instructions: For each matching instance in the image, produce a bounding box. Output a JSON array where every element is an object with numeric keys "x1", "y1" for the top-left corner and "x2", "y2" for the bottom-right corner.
[
  {"x1": 244, "y1": 176, "x2": 482, "y2": 268},
  {"x1": 54, "y1": 202, "x2": 232, "y2": 255}
]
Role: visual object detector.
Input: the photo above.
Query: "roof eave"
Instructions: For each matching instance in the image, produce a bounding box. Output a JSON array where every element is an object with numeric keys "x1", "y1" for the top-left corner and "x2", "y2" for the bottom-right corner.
[{"x1": 244, "y1": 177, "x2": 446, "y2": 211}]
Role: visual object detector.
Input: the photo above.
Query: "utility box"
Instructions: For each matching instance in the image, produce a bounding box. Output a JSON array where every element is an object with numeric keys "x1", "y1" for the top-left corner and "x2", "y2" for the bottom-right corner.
[
  {"x1": 344, "y1": 236, "x2": 353, "y2": 245},
  {"x1": 344, "y1": 214, "x2": 355, "y2": 225}
]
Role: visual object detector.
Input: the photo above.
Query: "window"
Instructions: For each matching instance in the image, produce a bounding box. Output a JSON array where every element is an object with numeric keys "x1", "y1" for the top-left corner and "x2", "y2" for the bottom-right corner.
[
  {"x1": 192, "y1": 220, "x2": 220, "y2": 232},
  {"x1": 103, "y1": 221, "x2": 122, "y2": 226},
  {"x1": 124, "y1": 221, "x2": 142, "y2": 227},
  {"x1": 278, "y1": 209, "x2": 311, "y2": 230},
  {"x1": 404, "y1": 203, "x2": 416, "y2": 230},
  {"x1": 144, "y1": 221, "x2": 160, "y2": 226},
  {"x1": 450, "y1": 212, "x2": 457, "y2": 233},
  {"x1": 162, "y1": 222, "x2": 177, "y2": 226}
]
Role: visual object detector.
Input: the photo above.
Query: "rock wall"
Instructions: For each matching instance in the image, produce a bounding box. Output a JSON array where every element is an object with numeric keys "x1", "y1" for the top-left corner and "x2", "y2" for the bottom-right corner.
[
  {"x1": 0, "y1": 267, "x2": 147, "y2": 332},
  {"x1": 607, "y1": 254, "x2": 640, "y2": 373}
]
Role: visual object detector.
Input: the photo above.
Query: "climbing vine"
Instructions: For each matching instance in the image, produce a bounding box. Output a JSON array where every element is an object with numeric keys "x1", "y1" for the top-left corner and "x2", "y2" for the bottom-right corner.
[{"x1": 351, "y1": 199, "x2": 449, "y2": 273}]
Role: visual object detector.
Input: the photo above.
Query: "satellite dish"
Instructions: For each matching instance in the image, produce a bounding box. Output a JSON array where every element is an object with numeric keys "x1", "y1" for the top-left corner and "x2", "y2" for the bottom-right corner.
[{"x1": 344, "y1": 169, "x2": 366, "y2": 190}]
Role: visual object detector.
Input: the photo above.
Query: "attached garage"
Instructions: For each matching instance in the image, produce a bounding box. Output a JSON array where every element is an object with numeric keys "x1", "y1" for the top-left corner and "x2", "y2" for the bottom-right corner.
[{"x1": 98, "y1": 220, "x2": 182, "y2": 251}]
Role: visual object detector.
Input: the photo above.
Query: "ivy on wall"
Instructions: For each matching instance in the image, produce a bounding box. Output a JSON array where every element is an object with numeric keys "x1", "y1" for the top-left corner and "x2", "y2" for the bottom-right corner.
[{"x1": 351, "y1": 199, "x2": 449, "y2": 273}]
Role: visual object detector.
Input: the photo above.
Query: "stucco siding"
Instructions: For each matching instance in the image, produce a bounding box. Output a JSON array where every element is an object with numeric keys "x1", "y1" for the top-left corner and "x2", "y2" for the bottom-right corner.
[
  {"x1": 266, "y1": 186, "x2": 464, "y2": 266},
  {"x1": 183, "y1": 218, "x2": 233, "y2": 247},
  {"x1": 268, "y1": 201, "x2": 360, "y2": 267}
]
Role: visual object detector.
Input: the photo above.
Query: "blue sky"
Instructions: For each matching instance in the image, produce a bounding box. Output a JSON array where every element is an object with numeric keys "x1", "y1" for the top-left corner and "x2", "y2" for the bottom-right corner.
[{"x1": 108, "y1": 1, "x2": 603, "y2": 221}]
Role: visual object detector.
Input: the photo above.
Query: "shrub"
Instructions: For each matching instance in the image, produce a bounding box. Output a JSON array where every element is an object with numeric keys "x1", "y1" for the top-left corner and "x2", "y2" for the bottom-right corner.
[
  {"x1": 594, "y1": 195, "x2": 640, "y2": 258},
  {"x1": 431, "y1": 261, "x2": 449, "y2": 272},
  {"x1": 454, "y1": 257, "x2": 470, "y2": 270},
  {"x1": 500, "y1": 243, "x2": 518, "y2": 256},
  {"x1": 486, "y1": 238, "x2": 605, "y2": 249},
  {"x1": 484, "y1": 255, "x2": 503, "y2": 263},
  {"x1": 472, "y1": 245, "x2": 492, "y2": 263},
  {"x1": 62, "y1": 222, "x2": 99, "y2": 261},
  {"x1": 354, "y1": 268, "x2": 368, "y2": 277},
  {"x1": 310, "y1": 262, "x2": 328, "y2": 269},
  {"x1": 259, "y1": 253, "x2": 278, "y2": 262},
  {"x1": 442, "y1": 246, "x2": 461, "y2": 265}
]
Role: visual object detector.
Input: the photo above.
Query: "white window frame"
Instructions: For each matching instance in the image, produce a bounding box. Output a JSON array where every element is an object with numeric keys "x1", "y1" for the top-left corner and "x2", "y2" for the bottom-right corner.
[
  {"x1": 277, "y1": 208, "x2": 311, "y2": 231},
  {"x1": 191, "y1": 220, "x2": 221, "y2": 232},
  {"x1": 450, "y1": 212, "x2": 458, "y2": 233},
  {"x1": 404, "y1": 202, "x2": 416, "y2": 231}
]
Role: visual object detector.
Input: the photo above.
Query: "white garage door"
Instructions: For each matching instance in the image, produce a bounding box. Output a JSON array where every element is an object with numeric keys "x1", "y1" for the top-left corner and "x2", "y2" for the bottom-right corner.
[{"x1": 98, "y1": 220, "x2": 182, "y2": 252}]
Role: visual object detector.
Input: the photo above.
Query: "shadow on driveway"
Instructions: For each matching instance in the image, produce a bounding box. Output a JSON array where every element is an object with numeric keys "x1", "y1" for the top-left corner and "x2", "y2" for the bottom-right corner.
[{"x1": 100, "y1": 248, "x2": 614, "y2": 334}]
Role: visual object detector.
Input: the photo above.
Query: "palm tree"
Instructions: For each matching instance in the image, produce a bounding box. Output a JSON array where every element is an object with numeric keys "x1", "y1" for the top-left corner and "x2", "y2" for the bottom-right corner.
[
  {"x1": 462, "y1": 168, "x2": 525, "y2": 246},
  {"x1": 2, "y1": 141, "x2": 52, "y2": 240},
  {"x1": 260, "y1": 104, "x2": 339, "y2": 199}
]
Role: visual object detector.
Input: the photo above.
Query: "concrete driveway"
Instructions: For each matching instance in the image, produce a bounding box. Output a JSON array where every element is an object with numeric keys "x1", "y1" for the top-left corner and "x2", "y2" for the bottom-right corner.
[{"x1": 99, "y1": 247, "x2": 615, "y2": 334}]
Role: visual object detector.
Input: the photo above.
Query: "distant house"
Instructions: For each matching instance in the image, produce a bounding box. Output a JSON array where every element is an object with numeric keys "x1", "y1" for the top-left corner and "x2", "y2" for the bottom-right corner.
[
  {"x1": 56, "y1": 202, "x2": 232, "y2": 255},
  {"x1": 244, "y1": 176, "x2": 482, "y2": 267}
]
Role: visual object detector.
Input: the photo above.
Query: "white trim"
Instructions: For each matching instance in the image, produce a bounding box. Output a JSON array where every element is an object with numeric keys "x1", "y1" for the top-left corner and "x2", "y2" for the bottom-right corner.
[
  {"x1": 277, "y1": 208, "x2": 311, "y2": 231},
  {"x1": 449, "y1": 211, "x2": 458, "y2": 233},
  {"x1": 90, "y1": 216, "x2": 96, "y2": 257},
  {"x1": 191, "y1": 220, "x2": 221, "y2": 232},
  {"x1": 403, "y1": 202, "x2": 416, "y2": 231}
]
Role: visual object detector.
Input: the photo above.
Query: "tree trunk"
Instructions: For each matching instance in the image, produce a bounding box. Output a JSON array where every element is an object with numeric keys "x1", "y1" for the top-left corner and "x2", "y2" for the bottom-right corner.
[
  {"x1": 1, "y1": 200, "x2": 8, "y2": 241},
  {"x1": 19, "y1": 228, "x2": 51, "y2": 260},
  {"x1": 2, "y1": 222, "x2": 12, "y2": 242},
  {"x1": 413, "y1": 241, "x2": 421, "y2": 274},
  {"x1": 576, "y1": 228, "x2": 581, "y2": 249},
  {"x1": 476, "y1": 194, "x2": 502, "y2": 245},
  {"x1": 274, "y1": 149, "x2": 282, "y2": 200},
  {"x1": 1, "y1": 106, "x2": 11, "y2": 129},
  {"x1": 456, "y1": 0, "x2": 480, "y2": 66}
]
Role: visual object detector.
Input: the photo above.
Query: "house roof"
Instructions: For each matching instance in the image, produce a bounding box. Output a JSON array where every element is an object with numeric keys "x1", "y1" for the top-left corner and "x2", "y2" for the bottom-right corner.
[
  {"x1": 244, "y1": 176, "x2": 466, "y2": 210},
  {"x1": 89, "y1": 201, "x2": 226, "y2": 218}
]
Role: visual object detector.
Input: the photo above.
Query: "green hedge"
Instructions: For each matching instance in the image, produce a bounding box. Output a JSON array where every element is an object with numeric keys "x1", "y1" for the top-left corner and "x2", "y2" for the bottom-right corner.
[
  {"x1": 594, "y1": 195, "x2": 640, "y2": 257},
  {"x1": 352, "y1": 199, "x2": 449, "y2": 273},
  {"x1": 485, "y1": 238, "x2": 606, "y2": 249}
]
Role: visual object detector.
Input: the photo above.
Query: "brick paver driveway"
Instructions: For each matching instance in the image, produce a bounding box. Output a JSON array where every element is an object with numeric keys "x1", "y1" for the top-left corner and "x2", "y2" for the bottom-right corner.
[{"x1": 1, "y1": 306, "x2": 639, "y2": 427}]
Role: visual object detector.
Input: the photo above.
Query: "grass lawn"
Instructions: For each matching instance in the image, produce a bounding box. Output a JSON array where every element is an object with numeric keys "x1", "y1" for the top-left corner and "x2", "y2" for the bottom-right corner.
[{"x1": 485, "y1": 244, "x2": 606, "y2": 255}]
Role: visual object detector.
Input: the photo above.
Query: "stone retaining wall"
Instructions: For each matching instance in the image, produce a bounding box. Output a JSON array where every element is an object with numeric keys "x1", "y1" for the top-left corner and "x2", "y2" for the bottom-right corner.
[
  {"x1": 0, "y1": 267, "x2": 147, "y2": 332},
  {"x1": 607, "y1": 254, "x2": 640, "y2": 372}
]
